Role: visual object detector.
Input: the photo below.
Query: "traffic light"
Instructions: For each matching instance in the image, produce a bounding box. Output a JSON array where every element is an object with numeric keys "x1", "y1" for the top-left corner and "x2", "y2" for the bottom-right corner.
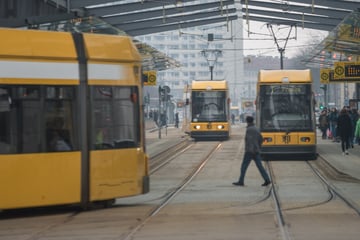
[
  {"x1": 159, "y1": 86, "x2": 171, "y2": 102},
  {"x1": 142, "y1": 73, "x2": 148, "y2": 84},
  {"x1": 144, "y1": 95, "x2": 149, "y2": 104}
]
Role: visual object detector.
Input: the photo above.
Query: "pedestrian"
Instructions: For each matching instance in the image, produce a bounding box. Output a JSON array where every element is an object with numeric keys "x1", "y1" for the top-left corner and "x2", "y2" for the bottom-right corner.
[
  {"x1": 175, "y1": 112, "x2": 179, "y2": 128},
  {"x1": 337, "y1": 108, "x2": 352, "y2": 155},
  {"x1": 318, "y1": 109, "x2": 329, "y2": 139},
  {"x1": 328, "y1": 107, "x2": 338, "y2": 141},
  {"x1": 349, "y1": 109, "x2": 358, "y2": 147},
  {"x1": 233, "y1": 116, "x2": 271, "y2": 187},
  {"x1": 354, "y1": 110, "x2": 360, "y2": 145},
  {"x1": 153, "y1": 110, "x2": 158, "y2": 127}
]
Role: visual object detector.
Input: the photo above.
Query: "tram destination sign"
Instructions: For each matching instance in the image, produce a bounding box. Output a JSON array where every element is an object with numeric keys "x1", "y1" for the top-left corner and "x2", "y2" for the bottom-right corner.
[{"x1": 334, "y1": 62, "x2": 360, "y2": 80}]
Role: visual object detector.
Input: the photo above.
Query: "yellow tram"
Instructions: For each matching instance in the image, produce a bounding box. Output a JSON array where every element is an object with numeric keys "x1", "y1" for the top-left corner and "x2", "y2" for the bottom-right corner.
[
  {"x1": 187, "y1": 80, "x2": 230, "y2": 140},
  {"x1": 0, "y1": 28, "x2": 149, "y2": 210},
  {"x1": 256, "y1": 69, "x2": 317, "y2": 160}
]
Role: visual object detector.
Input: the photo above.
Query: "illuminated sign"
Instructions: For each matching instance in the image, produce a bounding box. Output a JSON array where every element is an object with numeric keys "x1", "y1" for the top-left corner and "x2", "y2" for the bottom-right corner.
[
  {"x1": 345, "y1": 64, "x2": 360, "y2": 78},
  {"x1": 334, "y1": 62, "x2": 360, "y2": 80}
]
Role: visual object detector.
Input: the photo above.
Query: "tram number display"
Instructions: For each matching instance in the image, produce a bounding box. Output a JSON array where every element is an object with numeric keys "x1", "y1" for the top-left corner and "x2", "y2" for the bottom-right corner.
[
  {"x1": 194, "y1": 91, "x2": 223, "y2": 97},
  {"x1": 265, "y1": 85, "x2": 305, "y2": 95}
]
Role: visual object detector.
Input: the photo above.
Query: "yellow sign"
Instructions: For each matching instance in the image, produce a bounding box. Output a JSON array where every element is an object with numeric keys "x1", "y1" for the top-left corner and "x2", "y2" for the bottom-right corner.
[
  {"x1": 143, "y1": 70, "x2": 157, "y2": 86},
  {"x1": 147, "y1": 71, "x2": 157, "y2": 85},
  {"x1": 320, "y1": 68, "x2": 330, "y2": 84},
  {"x1": 336, "y1": 24, "x2": 360, "y2": 42},
  {"x1": 334, "y1": 61, "x2": 360, "y2": 80}
]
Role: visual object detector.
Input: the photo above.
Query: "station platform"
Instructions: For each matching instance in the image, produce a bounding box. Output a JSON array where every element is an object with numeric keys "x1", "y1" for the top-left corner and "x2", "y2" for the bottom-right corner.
[{"x1": 317, "y1": 132, "x2": 360, "y2": 181}]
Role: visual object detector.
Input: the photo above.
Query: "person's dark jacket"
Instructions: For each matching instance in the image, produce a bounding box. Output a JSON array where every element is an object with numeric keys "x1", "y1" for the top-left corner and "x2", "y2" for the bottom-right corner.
[
  {"x1": 337, "y1": 112, "x2": 352, "y2": 138},
  {"x1": 245, "y1": 123, "x2": 263, "y2": 154},
  {"x1": 319, "y1": 113, "x2": 328, "y2": 129}
]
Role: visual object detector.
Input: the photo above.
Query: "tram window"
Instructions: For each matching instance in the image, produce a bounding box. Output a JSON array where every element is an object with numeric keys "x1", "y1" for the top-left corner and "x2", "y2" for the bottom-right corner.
[
  {"x1": 94, "y1": 87, "x2": 112, "y2": 99},
  {"x1": 46, "y1": 86, "x2": 74, "y2": 99},
  {"x1": 0, "y1": 88, "x2": 11, "y2": 153},
  {"x1": 0, "y1": 85, "x2": 77, "y2": 154},
  {"x1": 45, "y1": 86, "x2": 76, "y2": 152},
  {"x1": 15, "y1": 86, "x2": 40, "y2": 99},
  {"x1": 91, "y1": 86, "x2": 140, "y2": 150}
]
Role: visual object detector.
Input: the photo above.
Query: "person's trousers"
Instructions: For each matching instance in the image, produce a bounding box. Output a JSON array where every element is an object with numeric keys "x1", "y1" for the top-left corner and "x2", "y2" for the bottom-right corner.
[{"x1": 238, "y1": 152, "x2": 270, "y2": 184}]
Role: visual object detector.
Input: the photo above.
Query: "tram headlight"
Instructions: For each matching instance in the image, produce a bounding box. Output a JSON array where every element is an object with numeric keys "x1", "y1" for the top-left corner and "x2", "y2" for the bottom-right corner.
[
  {"x1": 194, "y1": 125, "x2": 201, "y2": 130},
  {"x1": 217, "y1": 125, "x2": 224, "y2": 129}
]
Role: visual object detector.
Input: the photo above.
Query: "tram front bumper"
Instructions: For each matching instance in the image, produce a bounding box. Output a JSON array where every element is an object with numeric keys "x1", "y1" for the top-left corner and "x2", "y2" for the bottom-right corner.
[{"x1": 261, "y1": 145, "x2": 317, "y2": 160}]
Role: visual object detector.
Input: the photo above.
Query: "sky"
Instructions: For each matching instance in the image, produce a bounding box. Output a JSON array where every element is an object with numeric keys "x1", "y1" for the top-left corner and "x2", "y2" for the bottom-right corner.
[{"x1": 241, "y1": 20, "x2": 328, "y2": 58}]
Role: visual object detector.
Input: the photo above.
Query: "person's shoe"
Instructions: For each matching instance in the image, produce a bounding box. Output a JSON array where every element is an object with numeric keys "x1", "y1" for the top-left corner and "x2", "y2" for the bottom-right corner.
[
  {"x1": 232, "y1": 182, "x2": 244, "y2": 186},
  {"x1": 342, "y1": 152, "x2": 345, "y2": 156},
  {"x1": 345, "y1": 151, "x2": 349, "y2": 155},
  {"x1": 261, "y1": 181, "x2": 271, "y2": 186}
]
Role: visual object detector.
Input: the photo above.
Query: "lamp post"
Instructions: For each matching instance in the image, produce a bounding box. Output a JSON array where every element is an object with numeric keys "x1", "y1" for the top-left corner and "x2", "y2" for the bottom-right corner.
[{"x1": 201, "y1": 49, "x2": 222, "y2": 80}]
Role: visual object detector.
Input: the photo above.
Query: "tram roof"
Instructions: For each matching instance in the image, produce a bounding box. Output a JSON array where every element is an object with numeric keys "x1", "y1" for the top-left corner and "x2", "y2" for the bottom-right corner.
[
  {"x1": 258, "y1": 69, "x2": 312, "y2": 83},
  {"x1": 191, "y1": 80, "x2": 228, "y2": 90}
]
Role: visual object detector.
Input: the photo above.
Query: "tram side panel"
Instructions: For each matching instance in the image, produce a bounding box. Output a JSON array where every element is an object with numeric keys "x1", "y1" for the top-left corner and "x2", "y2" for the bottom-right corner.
[
  {"x1": 0, "y1": 28, "x2": 149, "y2": 210},
  {"x1": 83, "y1": 33, "x2": 149, "y2": 201},
  {"x1": 0, "y1": 29, "x2": 82, "y2": 209}
]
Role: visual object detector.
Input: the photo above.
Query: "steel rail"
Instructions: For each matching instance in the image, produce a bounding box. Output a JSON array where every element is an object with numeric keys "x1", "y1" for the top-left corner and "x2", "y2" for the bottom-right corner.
[
  {"x1": 307, "y1": 160, "x2": 360, "y2": 216},
  {"x1": 122, "y1": 142, "x2": 222, "y2": 240},
  {"x1": 266, "y1": 161, "x2": 293, "y2": 240}
]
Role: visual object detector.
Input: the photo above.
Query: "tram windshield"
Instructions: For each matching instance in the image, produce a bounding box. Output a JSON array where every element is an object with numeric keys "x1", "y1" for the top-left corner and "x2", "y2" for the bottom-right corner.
[
  {"x1": 259, "y1": 84, "x2": 314, "y2": 132},
  {"x1": 191, "y1": 91, "x2": 227, "y2": 122}
]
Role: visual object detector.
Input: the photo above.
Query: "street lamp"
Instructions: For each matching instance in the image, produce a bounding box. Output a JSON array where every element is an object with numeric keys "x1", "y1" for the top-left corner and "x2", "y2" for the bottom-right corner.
[{"x1": 201, "y1": 49, "x2": 222, "y2": 80}]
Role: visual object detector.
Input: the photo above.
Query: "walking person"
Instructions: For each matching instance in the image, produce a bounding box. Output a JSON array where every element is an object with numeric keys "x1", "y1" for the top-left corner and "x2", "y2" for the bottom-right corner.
[
  {"x1": 349, "y1": 109, "x2": 358, "y2": 147},
  {"x1": 328, "y1": 107, "x2": 338, "y2": 141},
  {"x1": 231, "y1": 113, "x2": 235, "y2": 125},
  {"x1": 337, "y1": 108, "x2": 352, "y2": 155},
  {"x1": 354, "y1": 110, "x2": 360, "y2": 145},
  {"x1": 233, "y1": 116, "x2": 271, "y2": 187},
  {"x1": 318, "y1": 109, "x2": 329, "y2": 139},
  {"x1": 175, "y1": 112, "x2": 179, "y2": 128}
]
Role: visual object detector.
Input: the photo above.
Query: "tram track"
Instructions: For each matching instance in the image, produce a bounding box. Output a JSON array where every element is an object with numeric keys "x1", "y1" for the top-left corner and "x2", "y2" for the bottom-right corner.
[
  {"x1": 266, "y1": 161, "x2": 292, "y2": 240},
  {"x1": 307, "y1": 158, "x2": 360, "y2": 216},
  {"x1": 149, "y1": 138, "x2": 194, "y2": 174},
  {"x1": 265, "y1": 157, "x2": 360, "y2": 240},
  {"x1": 121, "y1": 142, "x2": 222, "y2": 240}
]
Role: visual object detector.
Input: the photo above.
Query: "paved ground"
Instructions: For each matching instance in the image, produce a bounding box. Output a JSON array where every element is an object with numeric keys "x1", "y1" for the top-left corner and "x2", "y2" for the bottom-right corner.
[{"x1": 1, "y1": 122, "x2": 359, "y2": 240}]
